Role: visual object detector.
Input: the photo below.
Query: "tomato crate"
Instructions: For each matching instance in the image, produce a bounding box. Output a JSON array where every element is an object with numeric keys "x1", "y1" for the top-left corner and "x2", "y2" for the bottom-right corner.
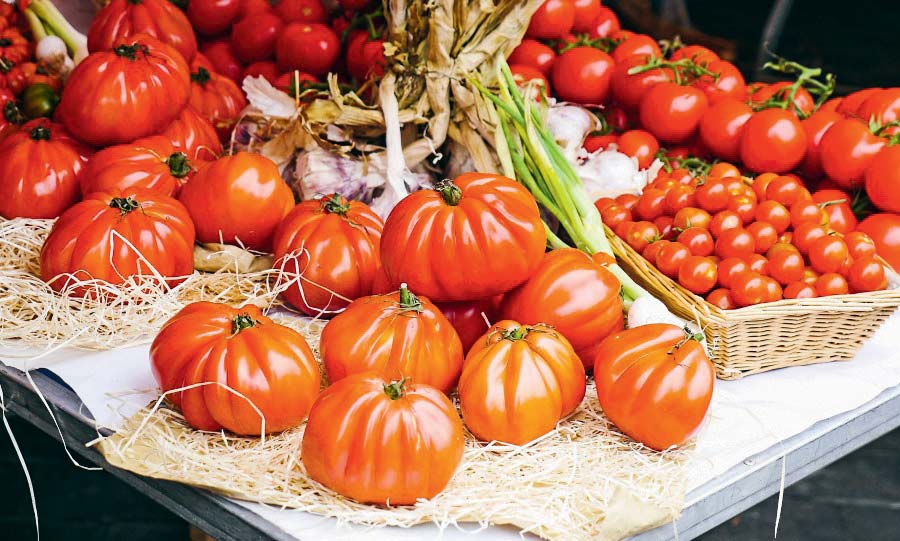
[{"x1": 606, "y1": 226, "x2": 900, "y2": 380}]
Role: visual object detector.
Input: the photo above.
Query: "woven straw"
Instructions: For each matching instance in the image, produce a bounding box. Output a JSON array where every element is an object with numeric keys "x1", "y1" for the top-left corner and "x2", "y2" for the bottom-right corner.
[{"x1": 607, "y1": 227, "x2": 900, "y2": 380}]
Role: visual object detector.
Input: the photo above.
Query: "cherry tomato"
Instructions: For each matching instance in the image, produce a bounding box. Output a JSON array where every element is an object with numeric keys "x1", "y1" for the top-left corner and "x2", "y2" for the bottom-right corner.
[
  {"x1": 551, "y1": 47, "x2": 614, "y2": 105},
  {"x1": 587, "y1": 6, "x2": 620, "y2": 38},
  {"x1": 755, "y1": 200, "x2": 791, "y2": 233},
  {"x1": 740, "y1": 108, "x2": 807, "y2": 174},
  {"x1": 800, "y1": 110, "x2": 842, "y2": 179},
  {"x1": 594, "y1": 197, "x2": 616, "y2": 211},
  {"x1": 634, "y1": 188, "x2": 667, "y2": 221},
  {"x1": 857, "y1": 88, "x2": 900, "y2": 124},
  {"x1": 693, "y1": 60, "x2": 746, "y2": 104},
  {"x1": 699, "y1": 98, "x2": 752, "y2": 163},
  {"x1": 678, "y1": 255, "x2": 717, "y2": 294},
  {"x1": 670, "y1": 45, "x2": 719, "y2": 65},
  {"x1": 819, "y1": 118, "x2": 886, "y2": 190},
  {"x1": 788, "y1": 199, "x2": 826, "y2": 229},
  {"x1": 584, "y1": 133, "x2": 618, "y2": 153},
  {"x1": 612, "y1": 34, "x2": 661, "y2": 64},
  {"x1": 526, "y1": 0, "x2": 576, "y2": 40},
  {"x1": 668, "y1": 168, "x2": 696, "y2": 185},
  {"x1": 845, "y1": 231, "x2": 877, "y2": 260},
  {"x1": 664, "y1": 184, "x2": 696, "y2": 215},
  {"x1": 695, "y1": 179, "x2": 730, "y2": 213},
  {"x1": 673, "y1": 207, "x2": 711, "y2": 230},
  {"x1": 187, "y1": 0, "x2": 241, "y2": 36},
  {"x1": 508, "y1": 39, "x2": 556, "y2": 76},
  {"x1": 715, "y1": 228, "x2": 755, "y2": 259},
  {"x1": 743, "y1": 254, "x2": 768, "y2": 275},
  {"x1": 836, "y1": 87, "x2": 881, "y2": 115},
  {"x1": 747, "y1": 221, "x2": 777, "y2": 254},
  {"x1": 752, "y1": 172, "x2": 777, "y2": 200},
  {"x1": 655, "y1": 241, "x2": 690, "y2": 277},
  {"x1": 616, "y1": 193, "x2": 639, "y2": 211},
  {"x1": 768, "y1": 248, "x2": 805, "y2": 285},
  {"x1": 276, "y1": 23, "x2": 341, "y2": 77},
  {"x1": 201, "y1": 40, "x2": 242, "y2": 83},
  {"x1": 231, "y1": 12, "x2": 284, "y2": 63},
  {"x1": 731, "y1": 271, "x2": 767, "y2": 307},
  {"x1": 624, "y1": 220, "x2": 659, "y2": 252},
  {"x1": 510, "y1": 64, "x2": 550, "y2": 95},
  {"x1": 617, "y1": 129, "x2": 659, "y2": 169},
  {"x1": 762, "y1": 276, "x2": 783, "y2": 301},
  {"x1": 865, "y1": 145, "x2": 900, "y2": 213},
  {"x1": 808, "y1": 236, "x2": 849, "y2": 274},
  {"x1": 600, "y1": 203, "x2": 632, "y2": 229},
  {"x1": 611, "y1": 55, "x2": 673, "y2": 111},
  {"x1": 243, "y1": 61, "x2": 279, "y2": 84},
  {"x1": 274, "y1": 0, "x2": 328, "y2": 23},
  {"x1": 239, "y1": 0, "x2": 274, "y2": 17},
  {"x1": 811, "y1": 189, "x2": 857, "y2": 234},
  {"x1": 639, "y1": 82, "x2": 708, "y2": 144},
  {"x1": 642, "y1": 239, "x2": 670, "y2": 263},
  {"x1": 727, "y1": 194, "x2": 757, "y2": 225},
  {"x1": 857, "y1": 213, "x2": 900, "y2": 271},
  {"x1": 654, "y1": 215, "x2": 675, "y2": 240},
  {"x1": 764, "y1": 175, "x2": 805, "y2": 207},
  {"x1": 707, "y1": 288, "x2": 736, "y2": 309},
  {"x1": 718, "y1": 257, "x2": 748, "y2": 289},
  {"x1": 784, "y1": 282, "x2": 817, "y2": 299},
  {"x1": 815, "y1": 273, "x2": 849, "y2": 296},
  {"x1": 789, "y1": 222, "x2": 826, "y2": 258},
  {"x1": 678, "y1": 227, "x2": 714, "y2": 257},
  {"x1": 708, "y1": 210, "x2": 742, "y2": 238},
  {"x1": 749, "y1": 82, "x2": 815, "y2": 116},
  {"x1": 847, "y1": 257, "x2": 887, "y2": 293},
  {"x1": 571, "y1": 0, "x2": 603, "y2": 33}
]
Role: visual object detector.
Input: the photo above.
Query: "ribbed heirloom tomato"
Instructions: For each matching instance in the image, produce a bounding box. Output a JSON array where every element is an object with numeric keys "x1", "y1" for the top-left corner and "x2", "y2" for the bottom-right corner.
[
  {"x1": 57, "y1": 34, "x2": 191, "y2": 147},
  {"x1": 88, "y1": 0, "x2": 198, "y2": 62},
  {"x1": 380, "y1": 173, "x2": 546, "y2": 302},
  {"x1": 40, "y1": 189, "x2": 195, "y2": 295},
  {"x1": 178, "y1": 152, "x2": 294, "y2": 251},
  {"x1": 302, "y1": 373, "x2": 464, "y2": 505},
  {"x1": 320, "y1": 284, "x2": 463, "y2": 393},
  {"x1": 273, "y1": 194, "x2": 384, "y2": 316},
  {"x1": 150, "y1": 302, "x2": 320, "y2": 435},
  {"x1": 0, "y1": 119, "x2": 91, "y2": 219},
  {"x1": 189, "y1": 60, "x2": 247, "y2": 138},
  {"x1": 459, "y1": 320, "x2": 586, "y2": 445},
  {"x1": 594, "y1": 324, "x2": 715, "y2": 451},
  {"x1": 159, "y1": 105, "x2": 223, "y2": 162},
  {"x1": 79, "y1": 136, "x2": 193, "y2": 197},
  {"x1": 500, "y1": 248, "x2": 624, "y2": 369}
]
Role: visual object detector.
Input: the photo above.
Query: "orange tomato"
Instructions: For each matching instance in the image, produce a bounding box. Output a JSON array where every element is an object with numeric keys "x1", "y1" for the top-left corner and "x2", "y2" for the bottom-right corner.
[{"x1": 79, "y1": 135, "x2": 194, "y2": 197}]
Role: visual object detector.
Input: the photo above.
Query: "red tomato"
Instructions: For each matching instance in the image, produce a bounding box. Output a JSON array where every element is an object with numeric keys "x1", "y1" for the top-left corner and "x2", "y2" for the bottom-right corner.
[
  {"x1": 755, "y1": 200, "x2": 791, "y2": 233},
  {"x1": 655, "y1": 241, "x2": 690, "y2": 277},
  {"x1": 594, "y1": 197, "x2": 616, "y2": 211},
  {"x1": 791, "y1": 222, "x2": 827, "y2": 257},
  {"x1": 634, "y1": 188, "x2": 667, "y2": 221},
  {"x1": 571, "y1": 0, "x2": 603, "y2": 33},
  {"x1": 768, "y1": 248, "x2": 804, "y2": 285},
  {"x1": 80, "y1": 136, "x2": 191, "y2": 197},
  {"x1": 707, "y1": 288, "x2": 736, "y2": 309},
  {"x1": 739, "y1": 109, "x2": 807, "y2": 174},
  {"x1": 717, "y1": 257, "x2": 748, "y2": 289},
  {"x1": 584, "y1": 133, "x2": 618, "y2": 153},
  {"x1": 617, "y1": 129, "x2": 659, "y2": 169},
  {"x1": 189, "y1": 63, "x2": 248, "y2": 139},
  {"x1": 611, "y1": 55, "x2": 673, "y2": 111},
  {"x1": 624, "y1": 220, "x2": 660, "y2": 252},
  {"x1": 382, "y1": 174, "x2": 546, "y2": 302},
  {"x1": 819, "y1": 118, "x2": 886, "y2": 190},
  {"x1": 274, "y1": 0, "x2": 327, "y2": 23},
  {"x1": 815, "y1": 273, "x2": 849, "y2": 296},
  {"x1": 178, "y1": 152, "x2": 295, "y2": 251},
  {"x1": 88, "y1": 0, "x2": 197, "y2": 62},
  {"x1": 600, "y1": 203, "x2": 632, "y2": 229},
  {"x1": 231, "y1": 12, "x2": 284, "y2": 63},
  {"x1": 0, "y1": 120, "x2": 91, "y2": 219},
  {"x1": 275, "y1": 70, "x2": 318, "y2": 96},
  {"x1": 693, "y1": 60, "x2": 746, "y2": 104},
  {"x1": 837, "y1": 87, "x2": 882, "y2": 115},
  {"x1": 587, "y1": 6, "x2": 620, "y2": 38},
  {"x1": 808, "y1": 235, "x2": 849, "y2": 274},
  {"x1": 643, "y1": 239, "x2": 671, "y2": 263},
  {"x1": 845, "y1": 231, "x2": 877, "y2": 260},
  {"x1": 752, "y1": 172, "x2": 777, "y2": 200},
  {"x1": 812, "y1": 189, "x2": 857, "y2": 234},
  {"x1": 612, "y1": 34, "x2": 661, "y2": 64},
  {"x1": 499, "y1": 248, "x2": 625, "y2": 370},
  {"x1": 728, "y1": 194, "x2": 757, "y2": 225},
  {"x1": 159, "y1": 105, "x2": 223, "y2": 162},
  {"x1": 730, "y1": 271, "x2": 767, "y2": 306},
  {"x1": 857, "y1": 88, "x2": 900, "y2": 124},
  {"x1": 200, "y1": 40, "x2": 242, "y2": 83},
  {"x1": 243, "y1": 60, "x2": 279, "y2": 84},
  {"x1": 678, "y1": 255, "x2": 717, "y2": 294},
  {"x1": 438, "y1": 298, "x2": 498, "y2": 353},
  {"x1": 526, "y1": 0, "x2": 576, "y2": 40},
  {"x1": 847, "y1": 257, "x2": 887, "y2": 293},
  {"x1": 302, "y1": 373, "x2": 463, "y2": 505},
  {"x1": 187, "y1": 0, "x2": 241, "y2": 36},
  {"x1": 708, "y1": 210, "x2": 742, "y2": 237},
  {"x1": 276, "y1": 22, "x2": 342, "y2": 77},
  {"x1": 857, "y1": 213, "x2": 900, "y2": 270},
  {"x1": 510, "y1": 64, "x2": 550, "y2": 94},
  {"x1": 639, "y1": 82, "x2": 708, "y2": 144},
  {"x1": 273, "y1": 195, "x2": 384, "y2": 317},
  {"x1": 551, "y1": 46, "x2": 614, "y2": 105},
  {"x1": 749, "y1": 82, "x2": 815, "y2": 117},
  {"x1": 670, "y1": 45, "x2": 719, "y2": 65},
  {"x1": 58, "y1": 35, "x2": 190, "y2": 147},
  {"x1": 699, "y1": 97, "x2": 752, "y2": 163},
  {"x1": 765, "y1": 175, "x2": 807, "y2": 207},
  {"x1": 594, "y1": 324, "x2": 714, "y2": 450},
  {"x1": 784, "y1": 282, "x2": 817, "y2": 299},
  {"x1": 508, "y1": 39, "x2": 556, "y2": 76},
  {"x1": 789, "y1": 199, "x2": 827, "y2": 229},
  {"x1": 616, "y1": 193, "x2": 640, "y2": 211},
  {"x1": 865, "y1": 146, "x2": 900, "y2": 213},
  {"x1": 665, "y1": 184, "x2": 696, "y2": 215},
  {"x1": 40, "y1": 189, "x2": 195, "y2": 294},
  {"x1": 715, "y1": 228, "x2": 755, "y2": 259},
  {"x1": 673, "y1": 207, "x2": 711, "y2": 230},
  {"x1": 151, "y1": 302, "x2": 320, "y2": 434},
  {"x1": 747, "y1": 222, "x2": 777, "y2": 254},
  {"x1": 238, "y1": 0, "x2": 274, "y2": 17},
  {"x1": 0, "y1": 29, "x2": 31, "y2": 64},
  {"x1": 678, "y1": 227, "x2": 714, "y2": 257},
  {"x1": 800, "y1": 110, "x2": 842, "y2": 179}
]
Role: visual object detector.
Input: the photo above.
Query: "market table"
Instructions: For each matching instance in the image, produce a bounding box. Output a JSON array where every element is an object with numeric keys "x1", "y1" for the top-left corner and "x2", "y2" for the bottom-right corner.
[{"x1": 2, "y1": 355, "x2": 900, "y2": 541}]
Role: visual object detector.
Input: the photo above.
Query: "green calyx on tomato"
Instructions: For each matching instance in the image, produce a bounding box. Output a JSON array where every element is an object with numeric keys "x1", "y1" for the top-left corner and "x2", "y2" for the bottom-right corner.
[
  {"x1": 113, "y1": 43, "x2": 150, "y2": 61},
  {"x1": 758, "y1": 56, "x2": 835, "y2": 118},
  {"x1": 29, "y1": 124, "x2": 51, "y2": 141},
  {"x1": 321, "y1": 194, "x2": 351, "y2": 215},
  {"x1": 500, "y1": 325, "x2": 530, "y2": 341},
  {"x1": 382, "y1": 378, "x2": 407, "y2": 401},
  {"x1": 668, "y1": 326, "x2": 705, "y2": 354},
  {"x1": 109, "y1": 196, "x2": 142, "y2": 216},
  {"x1": 655, "y1": 147, "x2": 714, "y2": 176},
  {"x1": 342, "y1": 5, "x2": 385, "y2": 42},
  {"x1": 166, "y1": 152, "x2": 191, "y2": 178},
  {"x1": 190, "y1": 67, "x2": 212, "y2": 86},
  {"x1": 230, "y1": 313, "x2": 258, "y2": 335},
  {"x1": 397, "y1": 283, "x2": 423, "y2": 312},
  {"x1": 436, "y1": 180, "x2": 462, "y2": 206},
  {"x1": 627, "y1": 55, "x2": 718, "y2": 86}
]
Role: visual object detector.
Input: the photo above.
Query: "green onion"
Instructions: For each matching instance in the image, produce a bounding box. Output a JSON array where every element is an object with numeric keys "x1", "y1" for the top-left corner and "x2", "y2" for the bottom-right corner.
[{"x1": 24, "y1": 0, "x2": 89, "y2": 64}]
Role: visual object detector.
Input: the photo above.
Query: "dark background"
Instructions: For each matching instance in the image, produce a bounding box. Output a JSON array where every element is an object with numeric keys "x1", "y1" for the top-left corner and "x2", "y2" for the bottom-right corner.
[{"x1": 3, "y1": 1, "x2": 900, "y2": 540}]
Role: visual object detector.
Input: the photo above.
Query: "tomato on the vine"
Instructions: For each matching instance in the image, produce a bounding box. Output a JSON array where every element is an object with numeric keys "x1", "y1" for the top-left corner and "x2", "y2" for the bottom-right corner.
[
  {"x1": 673, "y1": 207, "x2": 711, "y2": 230},
  {"x1": 693, "y1": 60, "x2": 746, "y2": 104},
  {"x1": 811, "y1": 189, "x2": 857, "y2": 234},
  {"x1": 670, "y1": 45, "x2": 718, "y2": 65},
  {"x1": 639, "y1": 82, "x2": 708, "y2": 144},
  {"x1": 611, "y1": 55, "x2": 673, "y2": 111},
  {"x1": 551, "y1": 46, "x2": 614, "y2": 105},
  {"x1": 526, "y1": 0, "x2": 576, "y2": 40},
  {"x1": 508, "y1": 39, "x2": 556, "y2": 76},
  {"x1": 571, "y1": 0, "x2": 604, "y2": 33},
  {"x1": 739, "y1": 109, "x2": 807, "y2": 174},
  {"x1": 617, "y1": 129, "x2": 659, "y2": 169},
  {"x1": 837, "y1": 87, "x2": 882, "y2": 116},
  {"x1": 699, "y1": 97, "x2": 752, "y2": 163},
  {"x1": 612, "y1": 34, "x2": 661, "y2": 64},
  {"x1": 819, "y1": 118, "x2": 886, "y2": 190},
  {"x1": 857, "y1": 88, "x2": 900, "y2": 124},
  {"x1": 587, "y1": 6, "x2": 620, "y2": 38}
]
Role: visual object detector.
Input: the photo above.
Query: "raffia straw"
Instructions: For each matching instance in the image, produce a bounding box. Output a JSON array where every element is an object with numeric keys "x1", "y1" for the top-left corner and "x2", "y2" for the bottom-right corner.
[{"x1": 99, "y1": 380, "x2": 690, "y2": 541}]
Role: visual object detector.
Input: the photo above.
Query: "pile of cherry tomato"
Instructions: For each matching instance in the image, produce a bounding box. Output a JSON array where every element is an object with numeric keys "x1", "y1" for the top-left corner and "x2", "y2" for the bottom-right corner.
[{"x1": 596, "y1": 162, "x2": 894, "y2": 308}]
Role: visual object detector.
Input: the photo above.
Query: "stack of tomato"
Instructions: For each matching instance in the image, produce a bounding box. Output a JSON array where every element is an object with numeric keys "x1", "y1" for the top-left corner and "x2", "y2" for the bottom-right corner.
[{"x1": 598, "y1": 162, "x2": 894, "y2": 308}]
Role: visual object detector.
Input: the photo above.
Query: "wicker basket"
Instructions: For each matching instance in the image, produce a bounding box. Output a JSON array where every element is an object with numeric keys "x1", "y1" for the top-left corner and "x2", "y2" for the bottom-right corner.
[{"x1": 607, "y1": 227, "x2": 900, "y2": 380}]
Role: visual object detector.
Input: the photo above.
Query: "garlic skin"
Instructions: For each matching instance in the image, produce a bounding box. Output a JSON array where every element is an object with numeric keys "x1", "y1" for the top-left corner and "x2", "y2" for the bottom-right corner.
[
  {"x1": 546, "y1": 103, "x2": 598, "y2": 164},
  {"x1": 35, "y1": 35, "x2": 73, "y2": 78},
  {"x1": 576, "y1": 147, "x2": 664, "y2": 200}
]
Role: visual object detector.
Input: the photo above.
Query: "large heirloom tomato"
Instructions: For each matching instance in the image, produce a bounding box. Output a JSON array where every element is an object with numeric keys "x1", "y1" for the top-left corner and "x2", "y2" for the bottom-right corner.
[
  {"x1": 273, "y1": 194, "x2": 384, "y2": 316},
  {"x1": 79, "y1": 135, "x2": 193, "y2": 197},
  {"x1": 320, "y1": 284, "x2": 463, "y2": 393},
  {"x1": 459, "y1": 320, "x2": 586, "y2": 445},
  {"x1": 57, "y1": 35, "x2": 191, "y2": 147},
  {"x1": 0, "y1": 119, "x2": 91, "y2": 219},
  {"x1": 88, "y1": 0, "x2": 198, "y2": 62},
  {"x1": 159, "y1": 105, "x2": 223, "y2": 161},
  {"x1": 302, "y1": 374, "x2": 464, "y2": 505},
  {"x1": 189, "y1": 60, "x2": 247, "y2": 139},
  {"x1": 150, "y1": 302, "x2": 320, "y2": 435},
  {"x1": 499, "y1": 248, "x2": 624, "y2": 370},
  {"x1": 594, "y1": 324, "x2": 715, "y2": 451},
  {"x1": 380, "y1": 173, "x2": 546, "y2": 302},
  {"x1": 857, "y1": 213, "x2": 900, "y2": 271},
  {"x1": 40, "y1": 189, "x2": 195, "y2": 294},
  {"x1": 0, "y1": 29, "x2": 31, "y2": 64},
  {"x1": 178, "y1": 152, "x2": 294, "y2": 251}
]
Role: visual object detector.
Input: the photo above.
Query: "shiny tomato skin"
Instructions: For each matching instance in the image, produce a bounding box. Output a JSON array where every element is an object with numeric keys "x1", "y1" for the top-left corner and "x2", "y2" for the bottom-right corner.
[
  {"x1": 752, "y1": 172, "x2": 777, "y2": 200},
  {"x1": 670, "y1": 45, "x2": 719, "y2": 65},
  {"x1": 845, "y1": 231, "x2": 877, "y2": 260},
  {"x1": 625, "y1": 220, "x2": 660, "y2": 252},
  {"x1": 179, "y1": 152, "x2": 294, "y2": 251},
  {"x1": 755, "y1": 200, "x2": 791, "y2": 234},
  {"x1": 800, "y1": 110, "x2": 842, "y2": 179},
  {"x1": 617, "y1": 129, "x2": 659, "y2": 169},
  {"x1": 634, "y1": 188, "x2": 667, "y2": 221},
  {"x1": 715, "y1": 228, "x2": 755, "y2": 259},
  {"x1": 808, "y1": 235, "x2": 849, "y2": 274},
  {"x1": 189, "y1": 61, "x2": 248, "y2": 140},
  {"x1": 526, "y1": 0, "x2": 576, "y2": 40},
  {"x1": 571, "y1": 0, "x2": 603, "y2": 33},
  {"x1": 696, "y1": 180, "x2": 731, "y2": 214},
  {"x1": 243, "y1": 60, "x2": 279, "y2": 84},
  {"x1": 40, "y1": 188, "x2": 195, "y2": 294},
  {"x1": 699, "y1": 97, "x2": 752, "y2": 162},
  {"x1": 717, "y1": 257, "x2": 748, "y2": 289},
  {"x1": 587, "y1": 6, "x2": 620, "y2": 38},
  {"x1": 461, "y1": 320, "x2": 586, "y2": 445},
  {"x1": 655, "y1": 241, "x2": 691, "y2": 278},
  {"x1": 812, "y1": 189, "x2": 857, "y2": 234},
  {"x1": 678, "y1": 227, "x2": 714, "y2": 257},
  {"x1": 837, "y1": 87, "x2": 882, "y2": 116},
  {"x1": 159, "y1": 105, "x2": 223, "y2": 162},
  {"x1": 784, "y1": 281, "x2": 817, "y2": 299},
  {"x1": 765, "y1": 175, "x2": 807, "y2": 207},
  {"x1": 847, "y1": 257, "x2": 887, "y2": 293},
  {"x1": 693, "y1": 60, "x2": 746, "y2": 104},
  {"x1": 611, "y1": 55, "x2": 673, "y2": 111},
  {"x1": 88, "y1": 0, "x2": 198, "y2": 62},
  {"x1": 865, "y1": 146, "x2": 900, "y2": 213},
  {"x1": 381, "y1": 173, "x2": 546, "y2": 302},
  {"x1": 508, "y1": 39, "x2": 557, "y2": 76},
  {"x1": 273, "y1": 195, "x2": 385, "y2": 317},
  {"x1": 152, "y1": 302, "x2": 320, "y2": 434},
  {"x1": 642, "y1": 239, "x2": 670, "y2": 263},
  {"x1": 750, "y1": 82, "x2": 814, "y2": 116},
  {"x1": 857, "y1": 88, "x2": 900, "y2": 124},
  {"x1": 678, "y1": 255, "x2": 717, "y2": 294},
  {"x1": 639, "y1": 82, "x2": 708, "y2": 144},
  {"x1": 302, "y1": 373, "x2": 464, "y2": 505},
  {"x1": 600, "y1": 203, "x2": 632, "y2": 229},
  {"x1": 665, "y1": 184, "x2": 696, "y2": 215},
  {"x1": 187, "y1": 0, "x2": 241, "y2": 37},
  {"x1": 0, "y1": 120, "x2": 91, "y2": 219},
  {"x1": 789, "y1": 199, "x2": 826, "y2": 229},
  {"x1": 438, "y1": 298, "x2": 498, "y2": 353},
  {"x1": 815, "y1": 273, "x2": 849, "y2": 296},
  {"x1": 594, "y1": 324, "x2": 715, "y2": 450},
  {"x1": 200, "y1": 40, "x2": 243, "y2": 83},
  {"x1": 275, "y1": 0, "x2": 328, "y2": 23},
  {"x1": 728, "y1": 194, "x2": 757, "y2": 225},
  {"x1": 739, "y1": 109, "x2": 807, "y2": 174},
  {"x1": 730, "y1": 271, "x2": 767, "y2": 306},
  {"x1": 612, "y1": 34, "x2": 661, "y2": 64},
  {"x1": 616, "y1": 193, "x2": 640, "y2": 211},
  {"x1": 819, "y1": 118, "x2": 886, "y2": 190},
  {"x1": 499, "y1": 248, "x2": 624, "y2": 370},
  {"x1": 551, "y1": 46, "x2": 614, "y2": 105},
  {"x1": 79, "y1": 136, "x2": 190, "y2": 197},
  {"x1": 584, "y1": 133, "x2": 618, "y2": 153},
  {"x1": 768, "y1": 249, "x2": 805, "y2": 285},
  {"x1": 747, "y1": 221, "x2": 777, "y2": 254},
  {"x1": 791, "y1": 223, "x2": 827, "y2": 257},
  {"x1": 857, "y1": 213, "x2": 900, "y2": 271},
  {"x1": 231, "y1": 12, "x2": 284, "y2": 63},
  {"x1": 57, "y1": 35, "x2": 190, "y2": 147},
  {"x1": 707, "y1": 288, "x2": 736, "y2": 309},
  {"x1": 673, "y1": 207, "x2": 711, "y2": 230},
  {"x1": 276, "y1": 22, "x2": 341, "y2": 76}
]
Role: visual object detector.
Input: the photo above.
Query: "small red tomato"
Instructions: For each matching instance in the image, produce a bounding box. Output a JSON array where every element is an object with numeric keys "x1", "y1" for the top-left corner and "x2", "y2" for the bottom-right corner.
[
  {"x1": 201, "y1": 40, "x2": 243, "y2": 83},
  {"x1": 655, "y1": 241, "x2": 690, "y2": 278},
  {"x1": 639, "y1": 82, "x2": 709, "y2": 144},
  {"x1": 239, "y1": 0, "x2": 275, "y2": 17},
  {"x1": 572, "y1": 0, "x2": 603, "y2": 33},
  {"x1": 762, "y1": 276, "x2": 783, "y2": 302},
  {"x1": 594, "y1": 197, "x2": 616, "y2": 211},
  {"x1": 510, "y1": 64, "x2": 551, "y2": 95},
  {"x1": 617, "y1": 129, "x2": 659, "y2": 169},
  {"x1": 624, "y1": 220, "x2": 659, "y2": 252},
  {"x1": 274, "y1": 0, "x2": 328, "y2": 23},
  {"x1": 808, "y1": 236, "x2": 850, "y2": 274},
  {"x1": 678, "y1": 227, "x2": 715, "y2": 257},
  {"x1": 784, "y1": 282, "x2": 817, "y2": 299},
  {"x1": 718, "y1": 257, "x2": 749, "y2": 289},
  {"x1": 188, "y1": 0, "x2": 241, "y2": 37},
  {"x1": 768, "y1": 249, "x2": 805, "y2": 285},
  {"x1": 765, "y1": 175, "x2": 808, "y2": 207},
  {"x1": 587, "y1": 6, "x2": 620, "y2": 38},
  {"x1": 634, "y1": 188, "x2": 668, "y2": 221},
  {"x1": 845, "y1": 231, "x2": 877, "y2": 260},
  {"x1": 642, "y1": 239, "x2": 670, "y2": 263},
  {"x1": 612, "y1": 34, "x2": 661, "y2": 64},
  {"x1": 276, "y1": 23, "x2": 341, "y2": 77},
  {"x1": 670, "y1": 45, "x2": 719, "y2": 65},
  {"x1": 791, "y1": 222, "x2": 828, "y2": 257},
  {"x1": 811, "y1": 189, "x2": 857, "y2": 234},
  {"x1": 747, "y1": 222, "x2": 777, "y2": 254},
  {"x1": 243, "y1": 61, "x2": 279, "y2": 84},
  {"x1": 731, "y1": 271, "x2": 767, "y2": 307},
  {"x1": 815, "y1": 273, "x2": 849, "y2": 296},
  {"x1": 673, "y1": 207, "x2": 711, "y2": 230},
  {"x1": 600, "y1": 203, "x2": 632, "y2": 229},
  {"x1": 231, "y1": 12, "x2": 284, "y2": 63},
  {"x1": 789, "y1": 199, "x2": 827, "y2": 229},
  {"x1": 715, "y1": 228, "x2": 755, "y2": 259},
  {"x1": 739, "y1": 109, "x2": 807, "y2": 174},
  {"x1": 693, "y1": 60, "x2": 746, "y2": 104},
  {"x1": 584, "y1": 133, "x2": 618, "y2": 153},
  {"x1": 678, "y1": 255, "x2": 718, "y2": 295},
  {"x1": 699, "y1": 97, "x2": 753, "y2": 163},
  {"x1": 664, "y1": 184, "x2": 696, "y2": 215},
  {"x1": 707, "y1": 288, "x2": 736, "y2": 309},
  {"x1": 847, "y1": 257, "x2": 887, "y2": 293},
  {"x1": 752, "y1": 172, "x2": 777, "y2": 200},
  {"x1": 526, "y1": 0, "x2": 576, "y2": 40},
  {"x1": 745, "y1": 254, "x2": 769, "y2": 275},
  {"x1": 728, "y1": 194, "x2": 757, "y2": 224},
  {"x1": 551, "y1": 47, "x2": 614, "y2": 105},
  {"x1": 755, "y1": 200, "x2": 791, "y2": 233},
  {"x1": 508, "y1": 39, "x2": 557, "y2": 76},
  {"x1": 708, "y1": 210, "x2": 742, "y2": 238},
  {"x1": 695, "y1": 179, "x2": 730, "y2": 213},
  {"x1": 654, "y1": 215, "x2": 675, "y2": 240}
]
